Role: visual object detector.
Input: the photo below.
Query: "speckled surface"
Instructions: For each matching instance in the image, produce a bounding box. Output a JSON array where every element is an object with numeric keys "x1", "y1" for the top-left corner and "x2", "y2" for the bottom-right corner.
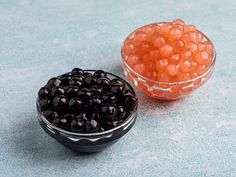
[{"x1": 0, "y1": 0, "x2": 235, "y2": 176}]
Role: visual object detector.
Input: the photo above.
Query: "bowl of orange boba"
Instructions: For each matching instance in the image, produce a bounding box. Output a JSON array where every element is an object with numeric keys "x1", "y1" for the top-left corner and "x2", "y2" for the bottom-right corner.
[{"x1": 121, "y1": 19, "x2": 216, "y2": 100}]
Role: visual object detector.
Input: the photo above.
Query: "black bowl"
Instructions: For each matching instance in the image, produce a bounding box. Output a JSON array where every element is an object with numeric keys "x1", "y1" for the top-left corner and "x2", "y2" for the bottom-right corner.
[{"x1": 36, "y1": 70, "x2": 138, "y2": 153}]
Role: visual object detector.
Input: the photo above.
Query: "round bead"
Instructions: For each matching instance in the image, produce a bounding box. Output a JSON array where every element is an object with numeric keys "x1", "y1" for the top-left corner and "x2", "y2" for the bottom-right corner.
[
  {"x1": 53, "y1": 95, "x2": 68, "y2": 111},
  {"x1": 159, "y1": 44, "x2": 173, "y2": 57},
  {"x1": 68, "y1": 98, "x2": 83, "y2": 113},
  {"x1": 42, "y1": 110, "x2": 58, "y2": 123},
  {"x1": 71, "y1": 118, "x2": 84, "y2": 133},
  {"x1": 51, "y1": 86, "x2": 65, "y2": 97},
  {"x1": 47, "y1": 77, "x2": 61, "y2": 88},
  {"x1": 97, "y1": 78, "x2": 110, "y2": 91},
  {"x1": 166, "y1": 64, "x2": 179, "y2": 76},
  {"x1": 38, "y1": 87, "x2": 51, "y2": 99},
  {"x1": 153, "y1": 36, "x2": 166, "y2": 48},
  {"x1": 83, "y1": 75, "x2": 97, "y2": 87},
  {"x1": 101, "y1": 105, "x2": 117, "y2": 120},
  {"x1": 71, "y1": 68, "x2": 84, "y2": 75},
  {"x1": 93, "y1": 70, "x2": 107, "y2": 78}
]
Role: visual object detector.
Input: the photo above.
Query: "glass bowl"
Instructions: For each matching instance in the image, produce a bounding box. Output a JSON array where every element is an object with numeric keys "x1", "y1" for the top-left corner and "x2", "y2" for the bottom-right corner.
[
  {"x1": 121, "y1": 22, "x2": 216, "y2": 100},
  {"x1": 36, "y1": 70, "x2": 138, "y2": 153}
]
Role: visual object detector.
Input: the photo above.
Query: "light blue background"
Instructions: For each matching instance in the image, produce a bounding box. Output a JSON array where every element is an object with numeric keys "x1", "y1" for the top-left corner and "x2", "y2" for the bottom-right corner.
[{"x1": 0, "y1": 0, "x2": 235, "y2": 176}]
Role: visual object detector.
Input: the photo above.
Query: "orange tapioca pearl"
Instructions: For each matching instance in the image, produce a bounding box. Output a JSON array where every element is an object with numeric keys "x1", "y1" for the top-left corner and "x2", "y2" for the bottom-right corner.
[
  {"x1": 155, "y1": 59, "x2": 168, "y2": 72},
  {"x1": 169, "y1": 54, "x2": 180, "y2": 63},
  {"x1": 143, "y1": 72, "x2": 152, "y2": 78},
  {"x1": 202, "y1": 41, "x2": 214, "y2": 55},
  {"x1": 196, "y1": 64, "x2": 207, "y2": 75},
  {"x1": 191, "y1": 61, "x2": 198, "y2": 71},
  {"x1": 137, "y1": 43, "x2": 151, "y2": 56},
  {"x1": 142, "y1": 54, "x2": 151, "y2": 62},
  {"x1": 149, "y1": 61, "x2": 156, "y2": 70},
  {"x1": 195, "y1": 51, "x2": 209, "y2": 65},
  {"x1": 183, "y1": 25, "x2": 196, "y2": 33},
  {"x1": 180, "y1": 50, "x2": 193, "y2": 59},
  {"x1": 140, "y1": 26, "x2": 157, "y2": 39},
  {"x1": 149, "y1": 50, "x2": 160, "y2": 61},
  {"x1": 152, "y1": 71, "x2": 158, "y2": 79},
  {"x1": 152, "y1": 24, "x2": 161, "y2": 32},
  {"x1": 159, "y1": 44, "x2": 173, "y2": 57},
  {"x1": 127, "y1": 55, "x2": 140, "y2": 67},
  {"x1": 182, "y1": 33, "x2": 192, "y2": 44},
  {"x1": 160, "y1": 23, "x2": 173, "y2": 34},
  {"x1": 158, "y1": 72, "x2": 171, "y2": 82},
  {"x1": 188, "y1": 31, "x2": 202, "y2": 42},
  {"x1": 186, "y1": 42, "x2": 198, "y2": 54},
  {"x1": 172, "y1": 77, "x2": 179, "y2": 82},
  {"x1": 123, "y1": 43, "x2": 136, "y2": 55},
  {"x1": 169, "y1": 28, "x2": 183, "y2": 40},
  {"x1": 138, "y1": 26, "x2": 153, "y2": 34},
  {"x1": 191, "y1": 72, "x2": 198, "y2": 79},
  {"x1": 177, "y1": 72, "x2": 191, "y2": 81},
  {"x1": 180, "y1": 59, "x2": 192, "y2": 73},
  {"x1": 172, "y1": 19, "x2": 185, "y2": 26},
  {"x1": 133, "y1": 62, "x2": 147, "y2": 75},
  {"x1": 153, "y1": 36, "x2": 166, "y2": 48},
  {"x1": 133, "y1": 32, "x2": 147, "y2": 46},
  {"x1": 173, "y1": 40, "x2": 185, "y2": 53},
  {"x1": 197, "y1": 43, "x2": 207, "y2": 51},
  {"x1": 166, "y1": 64, "x2": 179, "y2": 76},
  {"x1": 195, "y1": 31, "x2": 203, "y2": 42}
]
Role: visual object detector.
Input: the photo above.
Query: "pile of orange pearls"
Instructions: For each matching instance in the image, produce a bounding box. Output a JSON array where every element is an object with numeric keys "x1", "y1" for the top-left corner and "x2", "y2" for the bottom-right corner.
[{"x1": 123, "y1": 19, "x2": 214, "y2": 83}]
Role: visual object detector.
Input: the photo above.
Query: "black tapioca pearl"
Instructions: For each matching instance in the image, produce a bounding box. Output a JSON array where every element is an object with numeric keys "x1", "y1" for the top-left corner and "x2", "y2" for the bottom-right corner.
[
  {"x1": 71, "y1": 118, "x2": 84, "y2": 133},
  {"x1": 89, "y1": 96, "x2": 102, "y2": 111},
  {"x1": 53, "y1": 116, "x2": 71, "y2": 130},
  {"x1": 65, "y1": 85, "x2": 79, "y2": 97},
  {"x1": 51, "y1": 86, "x2": 65, "y2": 97},
  {"x1": 68, "y1": 98, "x2": 83, "y2": 113},
  {"x1": 71, "y1": 68, "x2": 84, "y2": 76},
  {"x1": 97, "y1": 78, "x2": 110, "y2": 91},
  {"x1": 38, "y1": 98, "x2": 51, "y2": 111},
  {"x1": 85, "y1": 119, "x2": 98, "y2": 133},
  {"x1": 42, "y1": 110, "x2": 58, "y2": 123},
  {"x1": 116, "y1": 105, "x2": 126, "y2": 120},
  {"x1": 47, "y1": 77, "x2": 62, "y2": 88},
  {"x1": 77, "y1": 88, "x2": 92, "y2": 101},
  {"x1": 38, "y1": 87, "x2": 51, "y2": 99},
  {"x1": 110, "y1": 83, "x2": 125, "y2": 96},
  {"x1": 102, "y1": 92, "x2": 116, "y2": 103},
  {"x1": 83, "y1": 75, "x2": 97, "y2": 88},
  {"x1": 93, "y1": 70, "x2": 107, "y2": 78},
  {"x1": 101, "y1": 105, "x2": 117, "y2": 120},
  {"x1": 53, "y1": 95, "x2": 68, "y2": 112},
  {"x1": 90, "y1": 85, "x2": 104, "y2": 96}
]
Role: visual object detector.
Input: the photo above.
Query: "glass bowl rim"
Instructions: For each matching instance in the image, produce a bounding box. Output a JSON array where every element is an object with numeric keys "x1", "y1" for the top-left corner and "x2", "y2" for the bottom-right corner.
[
  {"x1": 121, "y1": 22, "x2": 216, "y2": 85},
  {"x1": 36, "y1": 70, "x2": 138, "y2": 137}
]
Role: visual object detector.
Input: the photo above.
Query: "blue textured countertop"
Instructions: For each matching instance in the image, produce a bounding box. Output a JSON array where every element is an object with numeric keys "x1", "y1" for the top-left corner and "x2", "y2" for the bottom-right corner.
[{"x1": 0, "y1": 0, "x2": 235, "y2": 176}]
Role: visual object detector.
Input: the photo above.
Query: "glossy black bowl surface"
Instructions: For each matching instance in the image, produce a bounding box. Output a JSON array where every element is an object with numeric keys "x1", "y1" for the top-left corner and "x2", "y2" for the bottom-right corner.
[{"x1": 36, "y1": 70, "x2": 138, "y2": 153}]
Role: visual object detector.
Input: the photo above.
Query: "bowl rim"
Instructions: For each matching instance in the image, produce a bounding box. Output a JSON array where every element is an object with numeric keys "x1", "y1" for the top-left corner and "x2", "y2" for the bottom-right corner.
[
  {"x1": 121, "y1": 22, "x2": 216, "y2": 85},
  {"x1": 37, "y1": 70, "x2": 138, "y2": 137}
]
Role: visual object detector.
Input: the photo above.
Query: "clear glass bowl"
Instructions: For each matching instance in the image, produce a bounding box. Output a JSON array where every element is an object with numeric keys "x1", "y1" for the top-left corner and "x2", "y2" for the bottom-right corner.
[
  {"x1": 121, "y1": 22, "x2": 216, "y2": 100},
  {"x1": 36, "y1": 70, "x2": 138, "y2": 153}
]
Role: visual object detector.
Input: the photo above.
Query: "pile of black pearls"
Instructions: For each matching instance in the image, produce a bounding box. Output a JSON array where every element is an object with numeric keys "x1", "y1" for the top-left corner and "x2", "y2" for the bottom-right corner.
[{"x1": 37, "y1": 68, "x2": 137, "y2": 133}]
